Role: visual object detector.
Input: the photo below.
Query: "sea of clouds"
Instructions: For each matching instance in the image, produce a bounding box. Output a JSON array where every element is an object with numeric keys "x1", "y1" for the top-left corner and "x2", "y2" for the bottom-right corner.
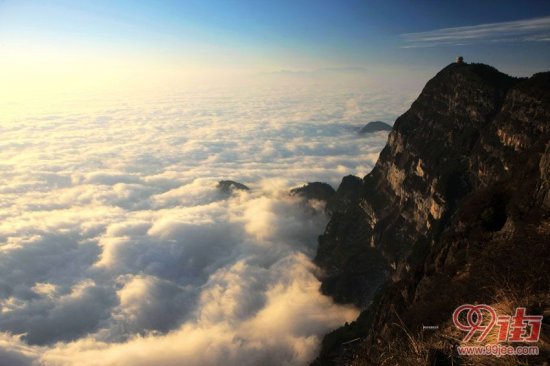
[{"x1": 0, "y1": 84, "x2": 413, "y2": 366}]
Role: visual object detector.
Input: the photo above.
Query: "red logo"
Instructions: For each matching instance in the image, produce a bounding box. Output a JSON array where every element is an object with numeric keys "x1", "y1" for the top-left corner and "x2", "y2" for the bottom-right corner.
[{"x1": 452, "y1": 304, "x2": 542, "y2": 343}]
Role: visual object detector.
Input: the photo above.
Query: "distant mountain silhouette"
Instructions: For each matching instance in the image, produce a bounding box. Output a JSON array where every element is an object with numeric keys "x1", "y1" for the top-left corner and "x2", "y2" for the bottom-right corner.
[{"x1": 358, "y1": 121, "x2": 392, "y2": 134}]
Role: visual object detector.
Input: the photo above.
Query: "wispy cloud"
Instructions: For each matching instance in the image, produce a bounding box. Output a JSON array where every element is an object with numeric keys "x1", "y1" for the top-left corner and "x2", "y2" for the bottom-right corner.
[{"x1": 401, "y1": 16, "x2": 550, "y2": 48}]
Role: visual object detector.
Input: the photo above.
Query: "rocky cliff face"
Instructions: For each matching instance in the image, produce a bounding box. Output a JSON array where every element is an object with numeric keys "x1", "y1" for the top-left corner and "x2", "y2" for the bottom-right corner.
[{"x1": 313, "y1": 63, "x2": 550, "y2": 365}]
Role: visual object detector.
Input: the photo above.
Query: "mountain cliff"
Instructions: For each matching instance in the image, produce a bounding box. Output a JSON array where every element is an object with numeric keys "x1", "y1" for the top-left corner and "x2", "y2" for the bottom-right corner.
[{"x1": 313, "y1": 63, "x2": 550, "y2": 365}]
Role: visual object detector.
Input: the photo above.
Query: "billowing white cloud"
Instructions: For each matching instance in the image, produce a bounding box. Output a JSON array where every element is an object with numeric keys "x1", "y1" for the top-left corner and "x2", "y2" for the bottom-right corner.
[{"x1": 0, "y1": 85, "x2": 410, "y2": 365}]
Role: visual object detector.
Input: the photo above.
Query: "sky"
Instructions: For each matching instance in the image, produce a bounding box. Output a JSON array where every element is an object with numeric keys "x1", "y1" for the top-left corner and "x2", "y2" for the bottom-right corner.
[{"x1": 1, "y1": 0, "x2": 550, "y2": 103}]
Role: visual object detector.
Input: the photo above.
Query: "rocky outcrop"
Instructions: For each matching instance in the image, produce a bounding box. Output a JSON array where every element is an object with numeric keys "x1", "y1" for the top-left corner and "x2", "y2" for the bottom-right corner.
[
  {"x1": 326, "y1": 175, "x2": 363, "y2": 214},
  {"x1": 290, "y1": 182, "x2": 336, "y2": 203},
  {"x1": 313, "y1": 63, "x2": 550, "y2": 364},
  {"x1": 217, "y1": 180, "x2": 249, "y2": 194},
  {"x1": 358, "y1": 121, "x2": 392, "y2": 134}
]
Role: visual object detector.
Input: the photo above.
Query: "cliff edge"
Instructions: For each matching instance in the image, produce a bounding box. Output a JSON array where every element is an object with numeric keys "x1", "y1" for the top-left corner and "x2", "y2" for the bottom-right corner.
[{"x1": 313, "y1": 63, "x2": 550, "y2": 365}]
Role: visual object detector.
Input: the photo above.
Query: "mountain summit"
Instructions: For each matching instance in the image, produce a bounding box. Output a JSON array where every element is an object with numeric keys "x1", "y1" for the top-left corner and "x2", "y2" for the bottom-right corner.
[{"x1": 313, "y1": 63, "x2": 550, "y2": 365}]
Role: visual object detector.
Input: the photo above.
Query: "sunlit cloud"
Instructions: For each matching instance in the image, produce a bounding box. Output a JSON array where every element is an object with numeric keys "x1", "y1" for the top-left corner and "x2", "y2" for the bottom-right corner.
[
  {"x1": 401, "y1": 16, "x2": 550, "y2": 47},
  {"x1": 0, "y1": 86, "x2": 411, "y2": 365}
]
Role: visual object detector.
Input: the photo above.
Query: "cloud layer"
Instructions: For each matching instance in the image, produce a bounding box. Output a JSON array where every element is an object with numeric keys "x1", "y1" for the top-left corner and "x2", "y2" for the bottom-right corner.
[
  {"x1": 0, "y1": 85, "x2": 411, "y2": 365},
  {"x1": 401, "y1": 15, "x2": 550, "y2": 47}
]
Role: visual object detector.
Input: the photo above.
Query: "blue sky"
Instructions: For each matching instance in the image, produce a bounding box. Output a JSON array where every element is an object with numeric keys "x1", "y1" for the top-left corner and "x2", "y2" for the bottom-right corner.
[{"x1": 1, "y1": 0, "x2": 550, "y2": 98}]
